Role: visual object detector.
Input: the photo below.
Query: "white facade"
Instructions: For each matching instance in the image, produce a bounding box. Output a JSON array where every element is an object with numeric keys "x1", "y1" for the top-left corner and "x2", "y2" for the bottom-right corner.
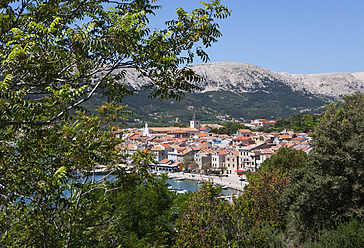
[{"x1": 190, "y1": 112, "x2": 200, "y2": 131}]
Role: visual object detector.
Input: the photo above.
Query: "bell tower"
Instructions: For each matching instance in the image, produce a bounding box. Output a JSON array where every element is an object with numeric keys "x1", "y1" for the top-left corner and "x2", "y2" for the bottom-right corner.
[{"x1": 190, "y1": 112, "x2": 200, "y2": 131}]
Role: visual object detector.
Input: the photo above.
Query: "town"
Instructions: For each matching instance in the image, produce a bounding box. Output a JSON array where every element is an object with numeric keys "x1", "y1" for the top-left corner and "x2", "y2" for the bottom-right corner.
[{"x1": 114, "y1": 113, "x2": 312, "y2": 179}]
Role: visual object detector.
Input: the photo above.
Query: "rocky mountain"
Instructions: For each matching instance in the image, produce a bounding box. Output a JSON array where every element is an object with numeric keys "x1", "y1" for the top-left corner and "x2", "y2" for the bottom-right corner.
[
  {"x1": 84, "y1": 62, "x2": 364, "y2": 125},
  {"x1": 119, "y1": 62, "x2": 364, "y2": 99}
]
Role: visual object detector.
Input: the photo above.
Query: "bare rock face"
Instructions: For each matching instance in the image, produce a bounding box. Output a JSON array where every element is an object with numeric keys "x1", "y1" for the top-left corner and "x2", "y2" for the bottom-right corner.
[
  {"x1": 120, "y1": 62, "x2": 364, "y2": 99},
  {"x1": 190, "y1": 62, "x2": 364, "y2": 98},
  {"x1": 286, "y1": 72, "x2": 364, "y2": 98},
  {"x1": 190, "y1": 62, "x2": 291, "y2": 93}
]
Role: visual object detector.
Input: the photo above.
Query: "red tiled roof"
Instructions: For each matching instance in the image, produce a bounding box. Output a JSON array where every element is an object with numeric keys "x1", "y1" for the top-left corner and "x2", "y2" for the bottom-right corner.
[
  {"x1": 129, "y1": 134, "x2": 140, "y2": 140},
  {"x1": 151, "y1": 146, "x2": 164, "y2": 151},
  {"x1": 279, "y1": 135, "x2": 292, "y2": 139},
  {"x1": 238, "y1": 129, "x2": 252, "y2": 133},
  {"x1": 160, "y1": 159, "x2": 171, "y2": 164},
  {"x1": 233, "y1": 137, "x2": 252, "y2": 141},
  {"x1": 160, "y1": 144, "x2": 172, "y2": 148},
  {"x1": 197, "y1": 133, "x2": 209, "y2": 137},
  {"x1": 216, "y1": 150, "x2": 227, "y2": 156}
]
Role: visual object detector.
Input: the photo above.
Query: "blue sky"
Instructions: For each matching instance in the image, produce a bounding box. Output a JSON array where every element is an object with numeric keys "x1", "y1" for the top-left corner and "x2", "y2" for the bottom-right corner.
[{"x1": 151, "y1": 0, "x2": 364, "y2": 74}]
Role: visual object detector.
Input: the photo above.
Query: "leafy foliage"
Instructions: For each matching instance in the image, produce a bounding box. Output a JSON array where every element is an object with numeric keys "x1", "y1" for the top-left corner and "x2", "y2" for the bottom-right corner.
[
  {"x1": 0, "y1": 107, "x2": 125, "y2": 246},
  {"x1": 237, "y1": 148, "x2": 309, "y2": 231},
  {"x1": 0, "y1": 0, "x2": 230, "y2": 246},
  {"x1": 303, "y1": 218, "x2": 364, "y2": 248},
  {"x1": 172, "y1": 94, "x2": 362, "y2": 247},
  {"x1": 284, "y1": 93, "x2": 364, "y2": 237},
  {"x1": 0, "y1": 0, "x2": 230, "y2": 128},
  {"x1": 274, "y1": 113, "x2": 323, "y2": 132},
  {"x1": 173, "y1": 148, "x2": 310, "y2": 247},
  {"x1": 173, "y1": 183, "x2": 234, "y2": 248}
]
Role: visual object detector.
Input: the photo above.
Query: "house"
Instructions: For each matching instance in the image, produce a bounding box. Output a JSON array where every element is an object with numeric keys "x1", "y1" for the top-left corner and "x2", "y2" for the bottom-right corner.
[
  {"x1": 167, "y1": 129, "x2": 190, "y2": 139},
  {"x1": 149, "y1": 127, "x2": 199, "y2": 137},
  {"x1": 281, "y1": 129, "x2": 296, "y2": 136},
  {"x1": 151, "y1": 144, "x2": 173, "y2": 162},
  {"x1": 236, "y1": 129, "x2": 252, "y2": 138},
  {"x1": 168, "y1": 147, "x2": 193, "y2": 162},
  {"x1": 211, "y1": 150, "x2": 227, "y2": 169},
  {"x1": 199, "y1": 126, "x2": 211, "y2": 133},
  {"x1": 194, "y1": 148, "x2": 214, "y2": 171},
  {"x1": 193, "y1": 132, "x2": 219, "y2": 140},
  {"x1": 232, "y1": 136, "x2": 254, "y2": 146},
  {"x1": 251, "y1": 133, "x2": 271, "y2": 144},
  {"x1": 238, "y1": 142, "x2": 271, "y2": 172},
  {"x1": 274, "y1": 134, "x2": 292, "y2": 144},
  {"x1": 151, "y1": 159, "x2": 180, "y2": 172},
  {"x1": 224, "y1": 151, "x2": 239, "y2": 175},
  {"x1": 201, "y1": 123, "x2": 224, "y2": 129},
  {"x1": 248, "y1": 119, "x2": 275, "y2": 128}
]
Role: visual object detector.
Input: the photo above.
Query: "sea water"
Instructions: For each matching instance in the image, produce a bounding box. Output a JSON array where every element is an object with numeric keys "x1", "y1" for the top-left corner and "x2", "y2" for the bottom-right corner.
[{"x1": 166, "y1": 179, "x2": 240, "y2": 195}]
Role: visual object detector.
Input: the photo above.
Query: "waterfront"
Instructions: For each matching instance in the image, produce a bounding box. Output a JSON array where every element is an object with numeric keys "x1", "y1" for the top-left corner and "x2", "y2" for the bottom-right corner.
[
  {"x1": 89, "y1": 172, "x2": 242, "y2": 195},
  {"x1": 166, "y1": 178, "x2": 240, "y2": 195}
]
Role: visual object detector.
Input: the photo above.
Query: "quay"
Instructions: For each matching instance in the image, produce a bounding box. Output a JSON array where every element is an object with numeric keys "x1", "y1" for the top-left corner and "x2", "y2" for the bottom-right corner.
[{"x1": 165, "y1": 172, "x2": 248, "y2": 192}]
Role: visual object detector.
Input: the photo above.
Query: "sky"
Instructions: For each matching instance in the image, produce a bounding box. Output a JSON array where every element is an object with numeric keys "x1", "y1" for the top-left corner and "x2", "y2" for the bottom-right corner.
[{"x1": 150, "y1": 0, "x2": 364, "y2": 74}]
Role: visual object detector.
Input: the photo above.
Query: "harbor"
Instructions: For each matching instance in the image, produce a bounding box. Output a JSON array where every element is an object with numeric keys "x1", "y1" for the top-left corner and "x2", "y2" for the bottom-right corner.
[
  {"x1": 166, "y1": 177, "x2": 240, "y2": 196},
  {"x1": 165, "y1": 171, "x2": 249, "y2": 192}
]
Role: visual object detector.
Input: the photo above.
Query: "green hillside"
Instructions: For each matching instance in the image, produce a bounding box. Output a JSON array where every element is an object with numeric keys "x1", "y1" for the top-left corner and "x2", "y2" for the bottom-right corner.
[{"x1": 83, "y1": 82, "x2": 330, "y2": 126}]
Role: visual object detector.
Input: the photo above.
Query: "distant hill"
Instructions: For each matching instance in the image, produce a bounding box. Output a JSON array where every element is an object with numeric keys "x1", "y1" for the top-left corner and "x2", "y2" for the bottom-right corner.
[
  {"x1": 84, "y1": 62, "x2": 364, "y2": 125},
  {"x1": 118, "y1": 62, "x2": 364, "y2": 99}
]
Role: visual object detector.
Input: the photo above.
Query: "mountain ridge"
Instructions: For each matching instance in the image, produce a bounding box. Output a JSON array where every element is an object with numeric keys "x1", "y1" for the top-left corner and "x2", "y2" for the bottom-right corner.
[
  {"x1": 119, "y1": 61, "x2": 364, "y2": 99},
  {"x1": 83, "y1": 62, "x2": 364, "y2": 125}
]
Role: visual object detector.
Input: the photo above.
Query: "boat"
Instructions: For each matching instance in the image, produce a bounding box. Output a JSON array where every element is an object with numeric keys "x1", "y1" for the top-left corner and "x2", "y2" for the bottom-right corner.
[
  {"x1": 91, "y1": 168, "x2": 107, "y2": 175},
  {"x1": 175, "y1": 189, "x2": 189, "y2": 194},
  {"x1": 174, "y1": 177, "x2": 185, "y2": 181},
  {"x1": 221, "y1": 185, "x2": 228, "y2": 190}
]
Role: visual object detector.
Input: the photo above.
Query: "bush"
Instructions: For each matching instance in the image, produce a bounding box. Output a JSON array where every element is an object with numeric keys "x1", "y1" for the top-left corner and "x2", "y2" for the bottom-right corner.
[{"x1": 303, "y1": 218, "x2": 364, "y2": 248}]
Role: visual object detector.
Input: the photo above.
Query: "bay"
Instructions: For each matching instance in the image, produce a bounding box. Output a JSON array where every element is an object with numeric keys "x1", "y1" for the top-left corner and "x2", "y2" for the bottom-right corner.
[
  {"x1": 166, "y1": 179, "x2": 240, "y2": 195},
  {"x1": 89, "y1": 173, "x2": 240, "y2": 195}
]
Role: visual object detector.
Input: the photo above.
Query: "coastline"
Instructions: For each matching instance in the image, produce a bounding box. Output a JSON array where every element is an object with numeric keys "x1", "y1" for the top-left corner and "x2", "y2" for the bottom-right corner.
[{"x1": 164, "y1": 172, "x2": 248, "y2": 192}]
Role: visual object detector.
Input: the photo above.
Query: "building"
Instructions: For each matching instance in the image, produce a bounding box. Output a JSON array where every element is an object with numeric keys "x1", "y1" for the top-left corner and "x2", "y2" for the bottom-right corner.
[
  {"x1": 225, "y1": 150, "x2": 239, "y2": 175},
  {"x1": 190, "y1": 112, "x2": 200, "y2": 131},
  {"x1": 211, "y1": 150, "x2": 227, "y2": 169},
  {"x1": 194, "y1": 148, "x2": 213, "y2": 171},
  {"x1": 238, "y1": 142, "x2": 271, "y2": 172}
]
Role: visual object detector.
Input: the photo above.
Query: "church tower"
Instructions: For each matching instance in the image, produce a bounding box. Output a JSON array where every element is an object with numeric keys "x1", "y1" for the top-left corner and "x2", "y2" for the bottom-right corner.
[
  {"x1": 142, "y1": 122, "x2": 151, "y2": 137},
  {"x1": 190, "y1": 112, "x2": 200, "y2": 131}
]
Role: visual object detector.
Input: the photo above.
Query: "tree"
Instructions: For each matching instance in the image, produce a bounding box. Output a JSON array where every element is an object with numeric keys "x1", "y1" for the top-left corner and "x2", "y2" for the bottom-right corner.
[
  {"x1": 236, "y1": 148, "x2": 309, "y2": 231},
  {"x1": 0, "y1": 0, "x2": 230, "y2": 128},
  {"x1": 0, "y1": 0, "x2": 230, "y2": 246},
  {"x1": 284, "y1": 93, "x2": 364, "y2": 237},
  {"x1": 201, "y1": 160, "x2": 213, "y2": 175},
  {"x1": 181, "y1": 154, "x2": 196, "y2": 172},
  {"x1": 274, "y1": 114, "x2": 323, "y2": 132},
  {"x1": 173, "y1": 183, "x2": 235, "y2": 248},
  {"x1": 302, "y1": 218, "x2": 364, "y2": 248},
  {"x1": 173, "y1": 148, "x2": 311, "y2": 247}
]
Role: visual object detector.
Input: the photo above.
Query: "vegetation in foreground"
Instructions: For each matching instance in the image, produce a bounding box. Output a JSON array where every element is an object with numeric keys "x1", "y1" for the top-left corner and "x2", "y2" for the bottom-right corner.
[
  {"x1": 0, "y1": 0, "x2": 363, "y2": 246},
  {"x1": 172, "y1": 93, "x2": 364, "y2": 247}
]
